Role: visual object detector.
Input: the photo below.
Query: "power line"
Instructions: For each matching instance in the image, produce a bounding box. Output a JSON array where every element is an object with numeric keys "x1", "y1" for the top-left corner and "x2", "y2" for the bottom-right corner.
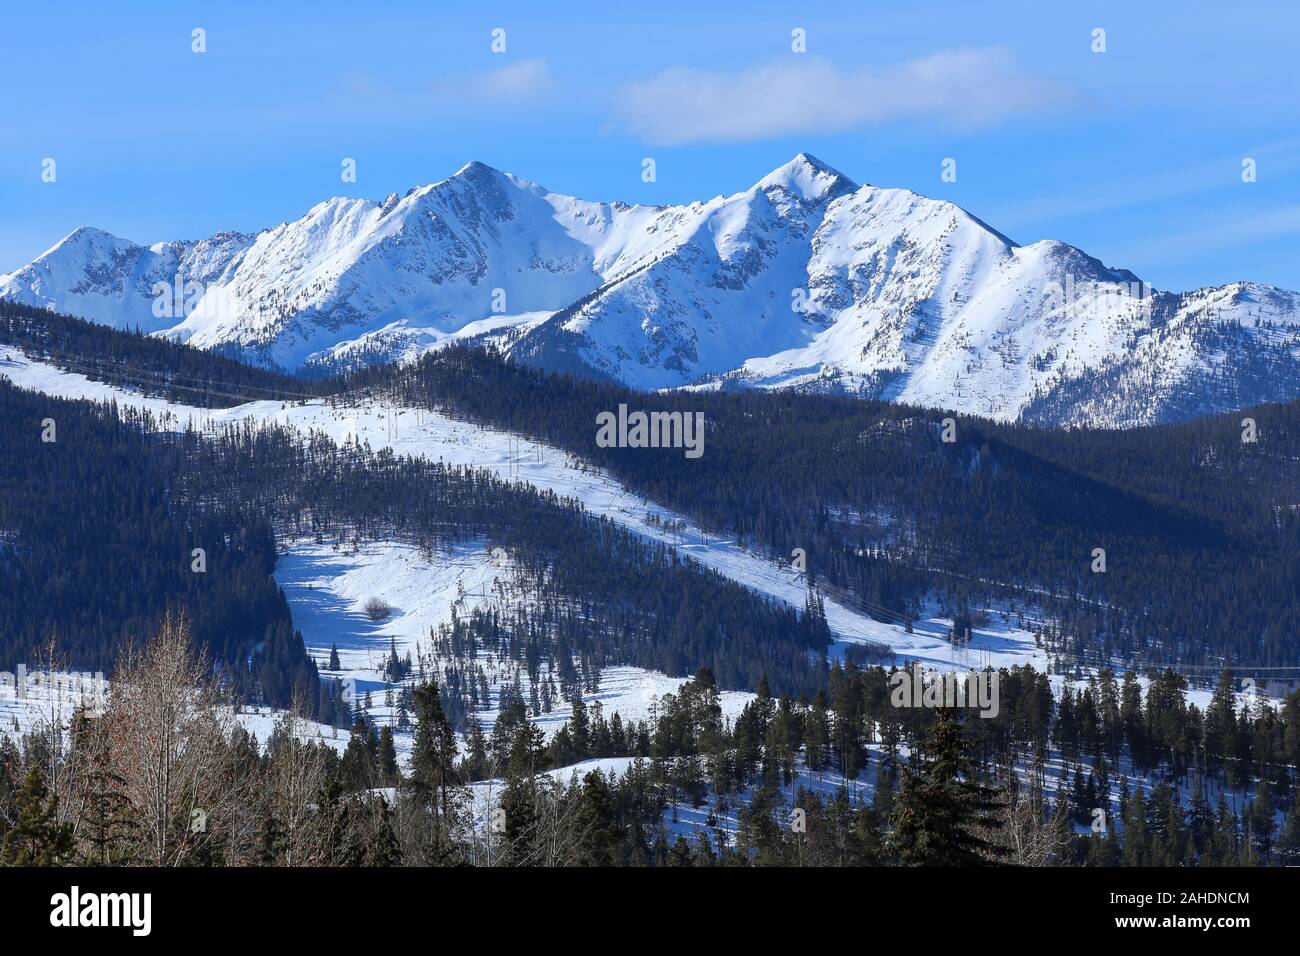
[
  {"x1": 0, "y1": 333, "x2": 389, "y2": 408},
  {"x1": 1, "y1": 335, "x2": 316, "y2": 404}
]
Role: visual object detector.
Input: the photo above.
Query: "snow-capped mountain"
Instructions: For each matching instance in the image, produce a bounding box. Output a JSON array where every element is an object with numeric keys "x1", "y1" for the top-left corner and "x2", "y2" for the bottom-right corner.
[{"x1": 4, "y1": 154, "x2": 1299, "y2": 426}]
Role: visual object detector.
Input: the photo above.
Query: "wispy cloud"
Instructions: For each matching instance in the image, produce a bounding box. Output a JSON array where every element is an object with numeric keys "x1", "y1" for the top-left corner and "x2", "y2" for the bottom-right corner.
[
  {"x1": 329, "y1": 60, "x2": 558, "y2": 117},
  {"x1": 1118, "y1": 204, "x2": 1300, "y2": 267},
  {"x1": 460, "y1": 58, "x2": 555, "y2": 102},
  {"x1": 615, "y1": 50, "x2": 1075, "y2": 145},
  {"x1": 993, "y1": 140, "x2": 1300, "y2": 229}
]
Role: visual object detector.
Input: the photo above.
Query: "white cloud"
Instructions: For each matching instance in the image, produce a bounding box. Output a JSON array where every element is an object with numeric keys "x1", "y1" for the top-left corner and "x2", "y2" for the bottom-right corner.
[
  {"x1": 330, "y1": 61, "x2": 557, "y2": 115},
  {"x1": 616, "y1": 50, "x2": 1074, "y2": 145},
  {"x1": 466, "y1": 58, "x2": 555, "y2": 101}
]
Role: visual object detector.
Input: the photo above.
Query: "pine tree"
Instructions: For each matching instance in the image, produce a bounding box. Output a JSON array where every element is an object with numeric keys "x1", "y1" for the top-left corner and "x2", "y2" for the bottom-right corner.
[
  {"x1": 1122, "y1": 787, "x2": 1149, "y2": 866},
  {"x1": 255, "y1": 803, "x2": 286, "y2": 866},
  {"x1": 464, "y1": 718, "x2": 489, "y2": 781},
  {"x1": 570, "y1": 770, "x2": 618, "y2": 866},
  {"x1": 1247, "y1": 777, "x2": 1277, "y2": 862},
  {"x1": 805, "y1": 690, "x2": 830, "y2": 776},
  {"x1": 1, "y1": 766, "x2": 74, "y2": 866},
  {"x1": 737, "y1": 782, "x2": 792, "y2": 865},
  {"x1": 500, "y1": 773, "x2": 539, "y2": 866},
  {"x1": 406, "y1": 680, "x2": 463, "y2": 863},
  {"x1": 667, "y1": 835, "x2": 694, "y2": 866},
  {"x1": 1187, "y1": 774, "x2": 1214, "y2": 861},
  {"x1": 378, "y1": 726, "x2": 399, "y2": 785},
  {"x1": 890, "y1": 709, "x2": 1006, "y2": 866},
  {"x1": 1204, "y1": 666, "x2": 1237, "y2": 775},
  {"x1": 1277, "y1": 804, "x2": 1300, "y2": 866},
  {"x1": 365, "y1": 797, "x2": 403, "y2": 867},
  {"x1": 77, "y1": 732, "x2": 139, "y2": 866},
  {"x1": 385, "y1": 638, "x2": 402, "y2": 683}
]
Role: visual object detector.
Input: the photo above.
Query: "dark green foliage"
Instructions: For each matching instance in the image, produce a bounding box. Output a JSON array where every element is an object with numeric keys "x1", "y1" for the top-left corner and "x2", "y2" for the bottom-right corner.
[
  {"x1": 0, "y1": 380, "x2": 317, "y2": 706},
  {"x1": 569, "y1": 770, "x2": 619, "y2": 866},
  {"x1": 365, "y1": 797, "x2": 403, "y2": 867},
  {"x1": 1, "y1": 766, "x2": 74, "y2": 866},
  {"x1": 890, "y1": 709, "x2": 1005, "y2": 866}
]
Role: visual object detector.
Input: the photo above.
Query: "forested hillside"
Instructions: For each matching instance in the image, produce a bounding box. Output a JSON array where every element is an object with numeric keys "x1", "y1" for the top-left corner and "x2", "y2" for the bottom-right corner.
[
  {"x1": 0, "y1": 301, "x2": 319, "y2": 407},
  {"x1": 7, "y1": 306, "x2": 1298, "y2": 682},
  {"x1": 357, "y1": 345, "x2": 1300, "y2": 670},
  {"x1": 169, "y1": 417, "x2": 832, "y2": 697},
  {"x1": 0, "y1": 370, "x2": 832, "y2": 713},
  {"x1": 6, "y1": 617, "x2": 1300, "y2": 868},
  {"x1": 0, "y1": 379, "x2": 317, "y2": 701}
]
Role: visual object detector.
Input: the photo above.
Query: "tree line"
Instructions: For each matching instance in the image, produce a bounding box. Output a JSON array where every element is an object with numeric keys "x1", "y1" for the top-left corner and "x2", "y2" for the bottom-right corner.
[{"x1": 5, "y1": 615, "x2": 1299, "y2": 867}]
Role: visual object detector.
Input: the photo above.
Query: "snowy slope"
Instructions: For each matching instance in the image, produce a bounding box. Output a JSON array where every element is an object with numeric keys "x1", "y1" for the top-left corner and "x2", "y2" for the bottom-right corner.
[
  {"x1": 0, "y1": 160, "x2": 701, "y2": 372},
  {"x1": 276, "y1": 539, "x2": 505, "y2": 692},
  {"x1": 275, "y1": 540, "x2": 753, "y2": 730},
  {"x1": 3, "y1": 350, "x2": 1043, "y2": 674},
  {"x1": 6, "y1": 155, "x2": 1299, "y2": 425},
  {"x1": 0, "y1": 665, "x2": 344, "y2": 755},
  {"x1": 0, "y1": 226, "x2": 256, "y2": 335},
  {"x1": 0, "y1": 538, "x2": 755, "y2": 771},
  {"x1": 509, "y1": 155, "x2": 857, "y2": 388},
  {"x1": 18, "y1": 348, "x2": 1300, "y2": 715}
]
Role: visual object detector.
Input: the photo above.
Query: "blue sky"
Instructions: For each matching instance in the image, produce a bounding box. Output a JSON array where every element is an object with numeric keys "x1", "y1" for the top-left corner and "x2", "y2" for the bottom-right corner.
[{"x1": 2, "y1": 0, "x2": 1298, "y2": 291}]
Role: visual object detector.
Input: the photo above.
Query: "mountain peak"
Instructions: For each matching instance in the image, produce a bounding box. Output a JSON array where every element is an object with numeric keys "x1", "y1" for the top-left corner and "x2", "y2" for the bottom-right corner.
[
  {"x1": 452, "y1": 160, "x2": 500, "y2": 178},
  {"x1": 37, "y1": 225, "x2": 136, "y2": 262},
  {"x1": 755, "y1": 153, "x2": 856, "y2": 201},
  {"x1": 59, "y1": 225, "x2": 128, "y2": 245},
  {"x1": 440, "y1": 159, "x2": 550, "y2": 199}
]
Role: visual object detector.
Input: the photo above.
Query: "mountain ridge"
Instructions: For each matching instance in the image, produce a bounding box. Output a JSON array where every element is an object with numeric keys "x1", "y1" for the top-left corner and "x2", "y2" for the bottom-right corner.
[{"x1": 4, "y1": 153, "x2": 1299, "y2": 426}]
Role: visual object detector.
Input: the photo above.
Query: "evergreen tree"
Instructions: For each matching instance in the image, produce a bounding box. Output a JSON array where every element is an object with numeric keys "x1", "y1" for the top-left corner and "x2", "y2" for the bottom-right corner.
[
  {"x1": 1277, "y1": 804, "x2": 1300, "y2": 866},
  {"x1": 255, "y1": 803, "x2": 286, "y2": 866},
  {"x1": 1122, "y1": 787, "x2": 1149, "y2": 866},
  {"x1": 377, "y1": 726, "x2": 399, "y2": 786},
  {"x1": 365, "y1": 797, "x2": 403, "y2": 866},
  {"x1": 890, "y1": 709, "x2": 1005, "y2": 866},
  {"x1": 570, "y1": 770, "x2": 618, "y2": 866},
  {"x1": 667, "y1": 836, "x2": 694, "y2": 867},
  {"x1": 406, "y1": 680, "x2": 463, "y2": 862},
  {"x1": 1, "y1": 767, "x2": 74, "y2": 866},
  {"x1": 75, "y1": 716, "x2": 139, "y2": 866}
]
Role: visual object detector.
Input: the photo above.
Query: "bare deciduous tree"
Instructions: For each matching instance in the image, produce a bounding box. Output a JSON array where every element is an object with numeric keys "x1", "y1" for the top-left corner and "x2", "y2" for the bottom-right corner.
[
  {"x1": 364, "y1": 597, "x2": 391, "y2": 622},
  {"x1": 263, "y1": 701, "x2": 331, "y2": 865},
  {"x1": 105, "y1": 612, "x2": 238, "y2": 866},
  {"x1": 997, "y1": 779, "x2": 1072, "y2": 866}
]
